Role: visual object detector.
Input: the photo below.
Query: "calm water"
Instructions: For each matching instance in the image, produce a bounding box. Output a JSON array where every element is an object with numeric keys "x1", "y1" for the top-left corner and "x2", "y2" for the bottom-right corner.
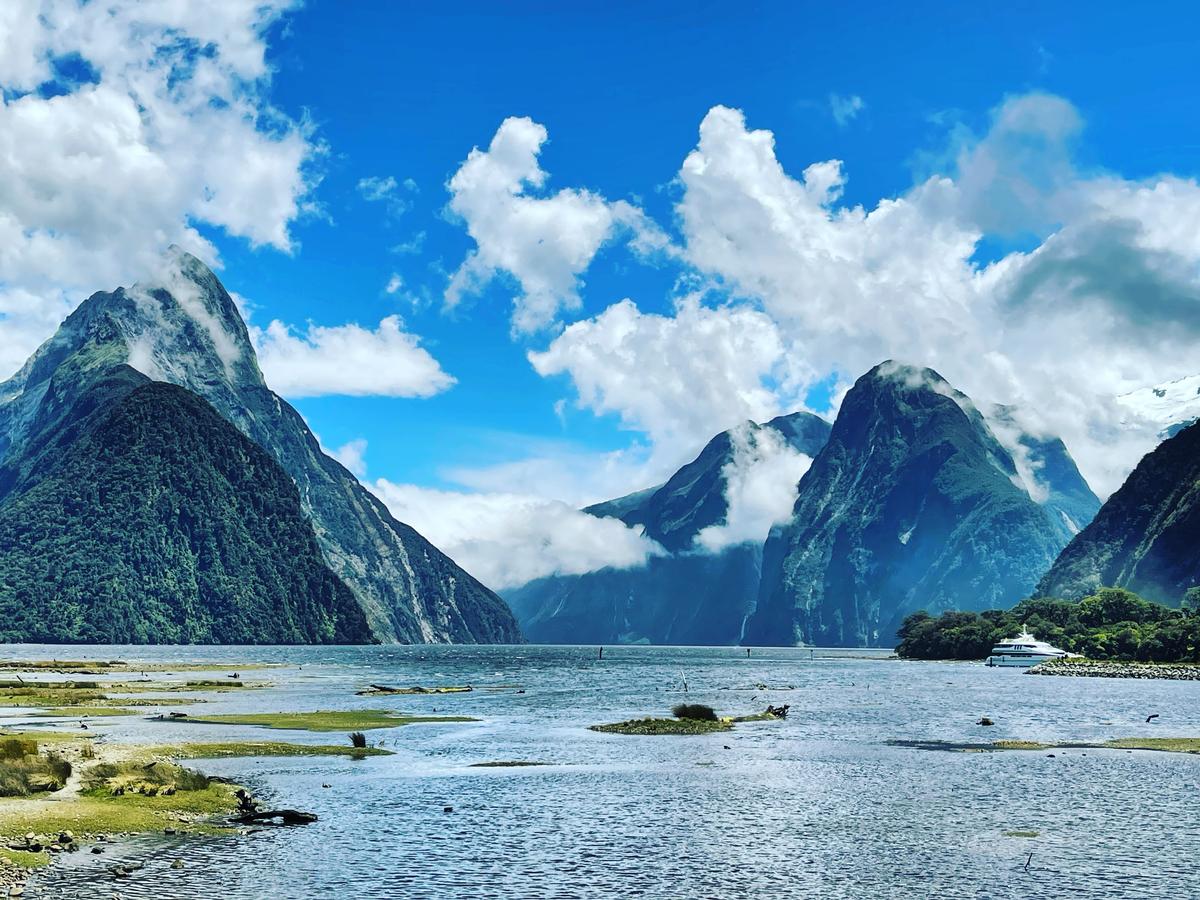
[{"x1": 4, "y1": 643, "x2": 1200, "y2": 899}]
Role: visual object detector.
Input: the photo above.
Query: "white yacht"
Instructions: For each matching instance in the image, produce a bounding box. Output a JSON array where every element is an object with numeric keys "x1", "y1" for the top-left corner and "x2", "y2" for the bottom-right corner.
[{"x1": 985, "y1": 629, "x2": 1070, "y2": 667}]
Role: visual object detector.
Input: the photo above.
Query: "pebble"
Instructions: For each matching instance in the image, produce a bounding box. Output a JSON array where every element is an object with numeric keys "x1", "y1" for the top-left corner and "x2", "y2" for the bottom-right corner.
[{"x1": 1029, "y1": 660, "x2": 1200, "y2": 680}]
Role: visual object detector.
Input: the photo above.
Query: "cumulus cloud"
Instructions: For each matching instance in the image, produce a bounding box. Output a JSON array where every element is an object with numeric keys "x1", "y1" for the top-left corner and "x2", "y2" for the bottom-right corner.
[
  {"x1": 543, "y1": 97, "x2": 1200, "y2": 497},
  {"x1": 529, "y1": 296, "x2": 810, "y2": 466},
  {"x1": 829, "y1": 93, "x2": 865, "y2": 126},
  {"x1": 695, "y1": 424, "x2": 814, "y2": 552},
  {"x1": 369, "y1": 481, "x2": 662, "y2": 590},
  {"x1": 0, "y1": 0, "x2": 316, "y2": 378},
  {"x1": 445, "y1": 115, "x2": 667, "y2": 332},
  {"x1": 252, "y1": 316, "x2": 455, "y2": 399}
]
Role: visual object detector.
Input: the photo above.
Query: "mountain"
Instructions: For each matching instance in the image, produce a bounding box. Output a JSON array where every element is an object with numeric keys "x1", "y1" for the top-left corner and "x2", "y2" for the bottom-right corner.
[
  {"x1": 1036, "y1": 419, "x2": 1200, "y2": 604},
  {"x1": 0, "y1": 250, "x2": 521, "y2": 644},
  {"x1": 1117, "y1": 373, "x2": 1200, "y2": 439},
  {"x1": 0, "y1": 370, "x2": 372, "y2": 643},
  {"x1": 746, "y1": 362, "x2": 1095, "y2": 648},
  {"x1": 989, "y1": 404, "x2": 1101, "y2": 540},
  {"x1": 505, "y1": 412, "x2": 831, "y2": 644}
]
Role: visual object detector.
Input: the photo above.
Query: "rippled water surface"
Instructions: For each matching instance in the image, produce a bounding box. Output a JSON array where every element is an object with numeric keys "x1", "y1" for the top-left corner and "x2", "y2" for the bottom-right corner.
[{"x1": 5, "y1": 643, "x2": 1200, "y2": 899}]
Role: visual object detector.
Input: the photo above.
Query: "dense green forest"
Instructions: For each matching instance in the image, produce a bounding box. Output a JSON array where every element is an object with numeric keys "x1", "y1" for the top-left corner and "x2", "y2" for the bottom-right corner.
[
  {"x1": 896, "y1": 587, "x2": 1200, "y2": 662},
  {"x1": 0, "y1": 379, "x2": 374, "y2": 644}
]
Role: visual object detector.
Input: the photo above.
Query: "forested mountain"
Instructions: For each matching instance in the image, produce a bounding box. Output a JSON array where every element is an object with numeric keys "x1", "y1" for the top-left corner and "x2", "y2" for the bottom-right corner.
[{"x1": 0, "y1": 372, "x2": 371, "y2": 643}]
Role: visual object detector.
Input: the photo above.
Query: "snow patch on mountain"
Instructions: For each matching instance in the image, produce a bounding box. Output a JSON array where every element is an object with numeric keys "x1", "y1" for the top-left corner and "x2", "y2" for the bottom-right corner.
[{"x1": 1118, "y1": 373, "x2": 1200, "y2": 437}]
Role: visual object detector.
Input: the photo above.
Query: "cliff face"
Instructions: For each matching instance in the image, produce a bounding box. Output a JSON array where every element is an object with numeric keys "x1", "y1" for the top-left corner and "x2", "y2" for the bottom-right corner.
[
  {"x1": 747, "y1": 363, "x2": 1082, "y2": 647},
  {"x1": 0, "y1": 250, "x2": 521, "y2": 644},
  {"x1": 1037, "y1": 419, "x2": 1200, "y2": 605}
]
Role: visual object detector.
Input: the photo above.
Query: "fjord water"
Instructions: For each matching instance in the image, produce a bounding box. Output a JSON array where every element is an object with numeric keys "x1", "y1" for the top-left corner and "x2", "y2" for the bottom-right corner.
[{"x1": 8, "y1": 644, "x2": 1200, "y2": 899}]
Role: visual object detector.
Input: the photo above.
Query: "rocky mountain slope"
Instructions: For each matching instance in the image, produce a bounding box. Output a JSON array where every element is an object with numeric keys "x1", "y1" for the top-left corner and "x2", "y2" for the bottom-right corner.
[
  {"x1": 0, "y1": 250, "x2": 520, "y2": 644},
  {"x1": 746, "y1": 362, "x2": 1095, "y2": 647},
  {"x1": 506, "y1": 413, "x2": 831, "y2": 644},
  {"x1": 0, "y1": 371, "x2": 372, "y2": 643},
  {"x1": 1037, "y1": 419, "x2": 1200, "y2": 604}
]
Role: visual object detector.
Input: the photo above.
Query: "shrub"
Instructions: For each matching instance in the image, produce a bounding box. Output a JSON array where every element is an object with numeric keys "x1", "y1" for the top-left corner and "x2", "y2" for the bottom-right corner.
[
  {"x1": 0, "y1": 752, "x2": 71, "y2": 797},
  {"x1": 349, "y1": 732, "x2": 367, "y2": 748},
  {"x1": 0, "y1": 738, "x2": 37, "y2": 760},
  {"x1": 671, "y1": 703, "x2": 717, "y2": 721}
]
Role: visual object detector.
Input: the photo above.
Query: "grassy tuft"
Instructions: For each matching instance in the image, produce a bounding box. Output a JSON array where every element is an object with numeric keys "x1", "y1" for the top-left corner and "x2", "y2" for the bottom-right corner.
[
  {"x1": 0, "y1": 847, "x2": 51, "y2": 868},
  {"x1": 0, "y1": 747, "x2": 71, "y2": 797},
  {"x1": 672, "y1": 703, "x2": 718, "y2": 721}
]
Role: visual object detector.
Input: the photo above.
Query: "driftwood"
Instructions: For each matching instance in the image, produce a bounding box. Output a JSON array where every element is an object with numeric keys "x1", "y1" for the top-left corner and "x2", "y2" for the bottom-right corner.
[
  {"x1": 232, "y1": 787, "x2": 316, "y2": 826},
  {"x1": 232, "y1": 809, "x2": 318, "y2": 826}
]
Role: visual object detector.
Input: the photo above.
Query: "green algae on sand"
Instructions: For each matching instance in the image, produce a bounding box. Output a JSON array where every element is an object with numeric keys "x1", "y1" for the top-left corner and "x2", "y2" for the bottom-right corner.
[
  {"x1": 590, "y1": 717, "x2": 733, "y2": 735},
  {"x1": 891, "y1": 737, "x2": 1200, "y2": 755},
  {"x1": 150, "y1": 741, "x2": 392, "y2": 759},
  {"x1": 162, "y1": 709, "x2": 476, "y2": 732}
]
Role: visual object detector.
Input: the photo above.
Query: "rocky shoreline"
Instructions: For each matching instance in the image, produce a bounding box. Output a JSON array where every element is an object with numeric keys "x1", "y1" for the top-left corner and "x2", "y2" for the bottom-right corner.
[{"x1": 1028, "y1": 658, "x2": 1200, "y2": 680}]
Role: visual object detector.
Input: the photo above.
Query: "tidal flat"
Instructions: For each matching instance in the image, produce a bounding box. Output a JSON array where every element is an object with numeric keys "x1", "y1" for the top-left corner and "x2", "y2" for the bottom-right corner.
[{"x1": 4, "y1": 644, "x2": 1200, "y2": 899}]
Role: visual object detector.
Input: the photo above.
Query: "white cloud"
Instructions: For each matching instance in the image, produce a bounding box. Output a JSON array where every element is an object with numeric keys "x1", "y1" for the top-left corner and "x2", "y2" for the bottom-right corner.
[
  {"x1": 358, "y1": 175, "x2": 399, "y2": 201},
  {"x1": 506, "y1": 96, "x2": 1200, "y2": 501},
  {"x1": 391, "y1": 232, "x2": 426, "y2": 255},
  {"x1": 0, "y1": 0, "x2": 316, "y2": 378},
  {"x1": 695, "y1": 423, "x2": 814, "y2": 552},
  {"x1": 529, "y1": 296, "x2": 810, "y2": 467},
  {"x1": 252, "y1": 315, "x2": 455, "y2": 399},
  {"x1": 443, "y1": 443, "x2": 667, "y2": 509},
  {"x1": 357, "y1": 174, "x2": 414, "y2": 217},
  {"x1": 445, "y1": 115, "x2": 666, "y2": 332},
  {"x1": 660, "y1": 99, "x2": 1200, "y2": 496},
  {"x1": 330, "y1": 438, "x2": 368, "y2": 478},
  {"x1": 385, "y1": 274, "x2": 404, "y2": 295},
  {"x1": 369, "y1": 481, "x2": 662, "y2": 590},
  {"x1": 829, "y1": 93, "x2": 864, "y2": 126}
]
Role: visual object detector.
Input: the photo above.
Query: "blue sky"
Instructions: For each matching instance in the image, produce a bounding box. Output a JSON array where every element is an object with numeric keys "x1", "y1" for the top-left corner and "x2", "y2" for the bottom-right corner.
[
  {"x1": 187, "y1": 3, "x2": 1180, "y2": 494},
  {"x1": 3, "y1": 1, "x2": 1199, "y2": 590},
  {"x1": 201, "y1": 1, "x2": 1200, "y2": 491}
]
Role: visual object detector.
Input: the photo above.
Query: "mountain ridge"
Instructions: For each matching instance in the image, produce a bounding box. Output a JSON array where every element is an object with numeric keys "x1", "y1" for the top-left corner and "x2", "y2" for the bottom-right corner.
[
  {"x1": 1037, "y1": 419, "x2": 1200, "y2": 604},
  {"x1": 746, "y1": 361, "x2": 1095, "y2": 647}
]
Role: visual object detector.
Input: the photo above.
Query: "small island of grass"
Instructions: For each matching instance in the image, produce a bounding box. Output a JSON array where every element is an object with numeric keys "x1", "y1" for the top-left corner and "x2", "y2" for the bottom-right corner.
[
  {"x1": 591, "y1": 703, "x2": 788, "y2": 736},
  {"x1": 356, "y1": 684, "x2": 473, "y2": 695}
]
